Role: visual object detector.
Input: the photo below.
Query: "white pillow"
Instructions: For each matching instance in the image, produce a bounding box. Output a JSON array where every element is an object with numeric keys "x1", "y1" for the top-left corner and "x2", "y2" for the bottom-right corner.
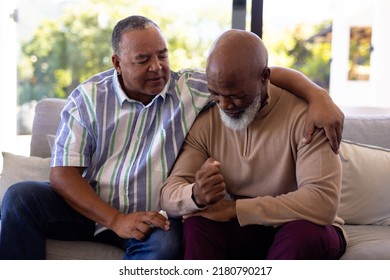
[
  {"x1": 0, "y1": 152, "x2": 50, "y2": 207},
  {"x1": 338, "y1": 140, "x2": 390, "y2": 225}
]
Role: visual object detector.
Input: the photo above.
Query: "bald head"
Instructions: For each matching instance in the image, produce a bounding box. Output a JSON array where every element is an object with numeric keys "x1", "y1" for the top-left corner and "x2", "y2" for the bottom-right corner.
[
  {"x1": 206, "y1": 29, "x2": 268, "y2": 80},
  {"x1": 205, "y1": 30, "x2": 271, "y2": 130}
]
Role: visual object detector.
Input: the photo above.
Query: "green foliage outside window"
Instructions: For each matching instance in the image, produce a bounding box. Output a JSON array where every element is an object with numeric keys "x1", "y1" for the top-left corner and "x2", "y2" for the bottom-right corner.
[
  {"x1": 17, "y1": 0, "x2": 230, "y2": 104},
  {"x1": 264, "y1": 21, "x2": 332, "y2": 91},
  {"x1": 17, "y1": 0, "x2": 332, "y2": 105}
]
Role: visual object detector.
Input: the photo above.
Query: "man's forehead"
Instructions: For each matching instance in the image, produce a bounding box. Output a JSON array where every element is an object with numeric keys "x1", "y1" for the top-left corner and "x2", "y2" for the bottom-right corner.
[
  {"x1": 208, "y1": 66, "x2": 247, "y2": 83},
  {"x1": 121, "y1": 30, "x2": 167, "y2": 53},
  {"x1": 208, "y1": 75, "x2": 243, "y2": 91},
  {"x1": 134, "y1": 47, "x2": 168, "y2": 57},
  {"x1": 213, "y1": 80, "x2": 237, "y2": 89},
  {"x1": 122, "y1": 27, "x2": 165, "y2": 43}
]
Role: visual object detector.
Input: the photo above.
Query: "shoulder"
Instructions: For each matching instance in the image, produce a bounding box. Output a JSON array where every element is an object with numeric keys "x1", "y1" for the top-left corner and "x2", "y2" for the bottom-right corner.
[
  {"x1": 268, "y1": 83, "x2": 308, "y2": 115},
  {"x1": 82, "y1": 68, "x2": 115, "y2": 84},
  {"x1": 266, "y1": 83, "x2": 309, "y2": 137},
  {"x1": 191, "y1": 103, "x2": 219, "y2": 128},
  {"x1": 175, "y1": 68, "x2": 206, "y2": 79},
  {"x1": 172, "y1": 68, "x2": 208, "y2": 91},
  {"x1": 68, "y1": 68, "x2": 117, "y2": 107},
  {"x1": 167, "y1": 69, "x2": 210, "y2": 108}
]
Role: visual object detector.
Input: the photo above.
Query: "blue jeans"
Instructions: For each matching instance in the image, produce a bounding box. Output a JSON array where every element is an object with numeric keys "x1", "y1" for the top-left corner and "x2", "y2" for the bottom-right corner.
[{"x1": 0, "y1": 181, "x2": 182, "y2": 260}]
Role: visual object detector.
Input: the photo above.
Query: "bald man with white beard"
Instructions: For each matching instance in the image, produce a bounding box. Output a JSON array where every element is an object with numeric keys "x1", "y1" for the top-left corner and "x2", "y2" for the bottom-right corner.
[{"x1": 161, "y1": 29, "x2": 347, "y2": 260}]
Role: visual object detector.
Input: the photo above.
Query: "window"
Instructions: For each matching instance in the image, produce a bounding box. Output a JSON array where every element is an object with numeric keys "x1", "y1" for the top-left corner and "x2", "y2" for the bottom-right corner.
[
  {"x1": 348, "y1": 26, "x2": 372, "y2": 81},
  {"x1": 15, "y1": 0, "x2": 232, "y2": 135}
]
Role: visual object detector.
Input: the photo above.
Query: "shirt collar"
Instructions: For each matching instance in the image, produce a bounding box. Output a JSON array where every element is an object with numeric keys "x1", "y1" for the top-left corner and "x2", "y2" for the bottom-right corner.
[
  {"x1": 254, "y1": 82, "x2": 272, "y2": 119},
  {"x1": 112, "y1": 69, "x2": 170, "y2": 107}
]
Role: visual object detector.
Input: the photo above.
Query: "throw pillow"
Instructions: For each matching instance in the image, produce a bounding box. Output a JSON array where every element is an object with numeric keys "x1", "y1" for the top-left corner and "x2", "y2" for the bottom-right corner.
[
  {"x1": 338, "y1": 140, "x2": 390, "y2": 225},
  {"x1": 0, "y1": 152, "x2": 50, "y2": 208}
]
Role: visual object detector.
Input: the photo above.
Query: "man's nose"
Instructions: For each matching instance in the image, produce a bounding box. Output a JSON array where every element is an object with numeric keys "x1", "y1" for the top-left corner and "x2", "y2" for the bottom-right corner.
[
  {"x1": 149, "y1": 57, "x2": 162, "y2": 72},
  {"x1": 218, "y1": 96, "x2": 234, "y2": 110}
]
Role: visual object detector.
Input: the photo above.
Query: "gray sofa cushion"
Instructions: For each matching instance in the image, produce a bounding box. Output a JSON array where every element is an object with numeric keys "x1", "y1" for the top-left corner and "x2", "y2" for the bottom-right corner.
[
  {"x1": 341, "y1": 225, "x2": 390, "y2": 260},
  {"x1": 46, "y1": 239, "x2": 123, "y2": 260},
  {"x1": 342, "y1": 107, "x2": 390, "y2": 149},
  {"x1": 340, "y1": 107, "x2": 390, "y2": 259},
  {"x1": 30, "y1": 98, "x2": 66, "y2": 158}
]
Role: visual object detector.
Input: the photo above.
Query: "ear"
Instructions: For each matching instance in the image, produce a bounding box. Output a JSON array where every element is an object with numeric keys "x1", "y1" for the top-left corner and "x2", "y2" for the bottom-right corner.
[
  {"x1": 112, "y1": 54, "x2": 121, "y2": 74},
  {"x1": 260, "y1": 67, "x2": 271, "y2": 83}
]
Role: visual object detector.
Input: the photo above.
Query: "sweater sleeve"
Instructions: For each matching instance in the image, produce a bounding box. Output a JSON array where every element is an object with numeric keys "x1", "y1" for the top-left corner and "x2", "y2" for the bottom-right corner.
[{"x1": 160, "y1": 111, "x2": 211, "y2": 217}]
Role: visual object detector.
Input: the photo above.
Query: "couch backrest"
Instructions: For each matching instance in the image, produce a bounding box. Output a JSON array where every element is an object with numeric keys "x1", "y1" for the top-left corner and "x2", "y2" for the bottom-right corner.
[
  {"x1": 30, "y1": 99, "x2": 390, "y2": 158},
  {"x1": 30, "y1": 98, "x2": 66, "y2": 158},
  {"x1": 342, "y1": 106, "x2": 390, "y2": 149}
]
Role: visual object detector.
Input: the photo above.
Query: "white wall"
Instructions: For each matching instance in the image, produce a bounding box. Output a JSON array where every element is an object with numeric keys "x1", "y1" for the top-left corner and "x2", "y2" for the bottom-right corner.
[
  {"x1": 369, "y1": 0, "x2": 390, "y2": 107},
  {"x1": 0, "y1": 2, "x2": 18, "y2": 154},
  {"x1": 330, "y1": 0, "x2": 390, "y2": 108}
]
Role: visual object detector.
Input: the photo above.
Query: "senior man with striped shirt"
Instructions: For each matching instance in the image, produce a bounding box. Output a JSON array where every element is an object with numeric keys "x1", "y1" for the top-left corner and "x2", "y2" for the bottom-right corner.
[{"x1": 0, "y1": 15, "x2": 343, "y2": 260}]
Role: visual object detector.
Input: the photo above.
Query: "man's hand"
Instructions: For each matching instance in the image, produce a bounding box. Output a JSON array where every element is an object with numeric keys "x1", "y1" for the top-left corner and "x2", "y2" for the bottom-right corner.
[
  {"x1": 110, "y1": 211, "x2": 170, "y2": 240},
  {"x1": 303, "y1": 94, "x2": 344, "y2": 154},
  {"x1": 192, "y1": 158, "x2": 226, "y2": 207},
  {"x1": 183, "y1": 199, "x2": 236, "y2": 222}
]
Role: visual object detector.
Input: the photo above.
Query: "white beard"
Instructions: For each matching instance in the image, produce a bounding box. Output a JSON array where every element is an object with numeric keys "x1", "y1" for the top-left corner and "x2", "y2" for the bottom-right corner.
[{"x1": 219, "y1": 95, "x2": 262, "y2": 131}]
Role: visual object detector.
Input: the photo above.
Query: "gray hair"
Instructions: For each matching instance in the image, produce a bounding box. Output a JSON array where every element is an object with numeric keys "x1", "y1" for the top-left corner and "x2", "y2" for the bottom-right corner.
[{"x1": 111, "y1": 15, "x2": 159, "y2": 55}]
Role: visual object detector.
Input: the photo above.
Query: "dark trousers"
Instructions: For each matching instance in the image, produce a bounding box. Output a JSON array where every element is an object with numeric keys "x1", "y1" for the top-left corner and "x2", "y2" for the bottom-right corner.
[{"x1": 183, "y1": 216, "x2": 346, "y2": 260}]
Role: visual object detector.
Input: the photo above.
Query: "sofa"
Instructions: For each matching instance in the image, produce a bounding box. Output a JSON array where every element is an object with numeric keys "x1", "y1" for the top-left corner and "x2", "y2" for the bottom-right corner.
[
  {"x1": 1, "y1": 98, "x2": 390, "y2": 259},
  {"x1": 336, "y1": 106, "x2": 390, "y2": 259}
]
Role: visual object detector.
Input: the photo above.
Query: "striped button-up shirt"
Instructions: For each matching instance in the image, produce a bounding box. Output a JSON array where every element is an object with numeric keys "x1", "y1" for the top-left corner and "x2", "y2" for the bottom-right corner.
[{"x1": 51, "y1": 68, "x2": 210, "y2": 233}]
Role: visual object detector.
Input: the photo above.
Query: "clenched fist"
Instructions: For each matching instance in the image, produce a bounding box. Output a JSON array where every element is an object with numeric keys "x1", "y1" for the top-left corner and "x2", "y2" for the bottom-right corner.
[{"x1": 192, "y1": 158, "x2": 226, "y2": 207}]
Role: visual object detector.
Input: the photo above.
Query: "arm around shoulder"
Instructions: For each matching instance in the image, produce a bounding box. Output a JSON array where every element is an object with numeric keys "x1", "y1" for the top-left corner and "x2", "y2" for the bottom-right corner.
[{"x1": 269, "y1": 66, "x2": 344, "y2": 153}]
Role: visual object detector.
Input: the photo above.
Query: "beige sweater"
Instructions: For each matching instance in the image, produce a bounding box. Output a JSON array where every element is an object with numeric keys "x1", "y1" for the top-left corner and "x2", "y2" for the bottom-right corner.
[{"x1": 161, "y1": 83, "x2": 345, "y2": 229}]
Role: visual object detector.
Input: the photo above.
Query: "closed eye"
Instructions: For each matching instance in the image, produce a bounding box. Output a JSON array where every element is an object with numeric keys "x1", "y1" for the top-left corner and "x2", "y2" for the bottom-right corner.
[
  {"x1": 135, "y1": 54, "x2": 149, "y2": 64},
  {"x1": 208, "y1": 89, "x2": 247, "y2": 100},
  {"x1": 158, "y1": 49, "x2": 168, "y2": 59}
]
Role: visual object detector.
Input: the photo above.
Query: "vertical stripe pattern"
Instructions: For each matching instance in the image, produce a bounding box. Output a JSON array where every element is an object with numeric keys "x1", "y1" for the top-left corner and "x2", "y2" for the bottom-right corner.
[{"x1": 51, "y1": 68, "x2": 209, "y2": 233}]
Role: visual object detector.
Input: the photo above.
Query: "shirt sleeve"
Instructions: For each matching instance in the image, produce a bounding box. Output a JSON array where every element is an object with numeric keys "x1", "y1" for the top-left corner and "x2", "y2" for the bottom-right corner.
[{"x1": 50, "y1": 93, "x2": 94, "y2": 168}]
